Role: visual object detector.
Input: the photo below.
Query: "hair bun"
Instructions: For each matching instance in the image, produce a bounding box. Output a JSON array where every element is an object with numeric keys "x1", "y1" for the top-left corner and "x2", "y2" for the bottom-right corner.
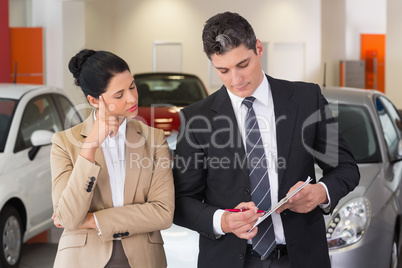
[{"x1": 68, "y1": 49, "x2": 97, "y2": 85}]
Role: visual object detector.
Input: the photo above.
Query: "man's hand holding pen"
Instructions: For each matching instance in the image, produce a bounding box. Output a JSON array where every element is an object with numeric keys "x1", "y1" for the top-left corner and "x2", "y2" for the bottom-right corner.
[{"x1": 221, "y1": 201, "x2": 264, "y2": 240}]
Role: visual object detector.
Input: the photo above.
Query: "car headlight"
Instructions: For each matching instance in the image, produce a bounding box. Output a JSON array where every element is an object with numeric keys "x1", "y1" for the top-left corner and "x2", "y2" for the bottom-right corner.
[{"x1": 326, "y1": 197, "x2": 370, "y2": 249}]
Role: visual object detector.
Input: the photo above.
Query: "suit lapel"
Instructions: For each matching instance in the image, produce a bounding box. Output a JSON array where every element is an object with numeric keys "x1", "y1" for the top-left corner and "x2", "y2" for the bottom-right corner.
[
  {"x1": 211, "y1": 87, "x2": 248, "y2": 178},
  {"x1": 80, "y1": 113, "x2": 113, "y2": 208},
  {"x1": 124, "y1": 120, "x2": 145, "y2": 204},
  {"x1": 268, "y1": 76, "x2": 298, "y2": 184}
]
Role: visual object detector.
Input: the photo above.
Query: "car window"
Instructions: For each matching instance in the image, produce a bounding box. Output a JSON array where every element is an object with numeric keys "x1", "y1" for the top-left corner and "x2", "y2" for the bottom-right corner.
[
  {"x1": 331, "y1": 104, "x2": 381, "y2": 163},
  {"x1": 375, "y1": 96, "x2": 402, "y2": 160},
  {"x1": 0, "y1": 99, "x2": 17, "y2": 152},
  {"x1": 136, "y1": 76, "x2": 207, "y2": 107},
  {"x1": 14, "y1": 95, "x2": 63, "y2": 153},
  {"x1": 53, "y1": 94, "x2": 82, "y2": 129}
]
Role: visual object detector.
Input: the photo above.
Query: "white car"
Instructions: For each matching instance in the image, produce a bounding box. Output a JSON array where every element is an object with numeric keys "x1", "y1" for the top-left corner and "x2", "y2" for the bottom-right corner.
[{"x1": 0, "y1": 84, "x2": 82, "y2": 267}]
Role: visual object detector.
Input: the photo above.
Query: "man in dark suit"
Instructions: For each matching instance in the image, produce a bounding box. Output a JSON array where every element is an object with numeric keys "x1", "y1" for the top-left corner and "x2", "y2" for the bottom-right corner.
[{"x1": 173, "y1": 12, "x2": 359, "y2": 268}]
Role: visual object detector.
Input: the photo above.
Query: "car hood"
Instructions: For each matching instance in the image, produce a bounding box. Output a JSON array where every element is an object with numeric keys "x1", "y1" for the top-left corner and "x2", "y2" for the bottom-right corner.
[
  {"x1": 316, "y1": 163, "x2": 381, "y2": 199},
  {"x1": 136, "y1": 106, "x2": 181, "y2": 136},
  {"x1": 316, "y1": 163, "x2": 382, "y2": 226}
]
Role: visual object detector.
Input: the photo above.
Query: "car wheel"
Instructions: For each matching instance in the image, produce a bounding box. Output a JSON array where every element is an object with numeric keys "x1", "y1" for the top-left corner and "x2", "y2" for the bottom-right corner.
[
  {"x1": 0, "y1": 205, "x2": 23, "y2": 267},
  {"x1": 390, "y1": 232, "x2": 399, "y2": 268}
]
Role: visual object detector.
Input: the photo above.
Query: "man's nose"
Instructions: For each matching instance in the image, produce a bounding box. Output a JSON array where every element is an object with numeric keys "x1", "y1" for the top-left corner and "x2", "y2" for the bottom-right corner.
[{"x1": 231, "y1": 69, "x2": 243, "y2": 85}]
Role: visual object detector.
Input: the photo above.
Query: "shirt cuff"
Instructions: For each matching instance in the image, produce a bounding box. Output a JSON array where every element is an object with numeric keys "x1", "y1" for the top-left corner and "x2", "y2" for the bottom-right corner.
[
  {"x1": 93, "y1": 213, "x2": 102, "y2": 236},
  {"x1": 318, "y1": 182, "x2": 331, "y2": 212},
  {"x1": 213, "y1": 209, "x2": 226, "y2": 237}
]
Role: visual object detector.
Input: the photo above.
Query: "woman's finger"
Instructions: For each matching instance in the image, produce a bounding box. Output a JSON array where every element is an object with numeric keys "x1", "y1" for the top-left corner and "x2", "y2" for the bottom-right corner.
[{"x1": 98, "y1": 95, "x2": 106, "y2": 120}]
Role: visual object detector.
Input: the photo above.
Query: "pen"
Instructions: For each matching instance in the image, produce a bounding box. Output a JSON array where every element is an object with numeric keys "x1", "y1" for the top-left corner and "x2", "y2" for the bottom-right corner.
[{"x1": 225, "y1": 209, "x2": 265, "y2": 213}]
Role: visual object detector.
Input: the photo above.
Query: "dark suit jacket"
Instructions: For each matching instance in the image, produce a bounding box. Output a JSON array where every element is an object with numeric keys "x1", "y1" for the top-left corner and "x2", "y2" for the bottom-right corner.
[{"x1": 173, "y1": 75, "x2": 360, "y2": 268}]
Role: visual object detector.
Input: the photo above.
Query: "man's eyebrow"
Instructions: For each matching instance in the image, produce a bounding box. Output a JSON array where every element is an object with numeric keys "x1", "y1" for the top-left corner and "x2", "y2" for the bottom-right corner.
[
  {"x1": 214, "y1": 58, "x2": 249, "y2": 70},
  {"x1": 236, "y1": 58, "x2": 249, "y2": 66}
]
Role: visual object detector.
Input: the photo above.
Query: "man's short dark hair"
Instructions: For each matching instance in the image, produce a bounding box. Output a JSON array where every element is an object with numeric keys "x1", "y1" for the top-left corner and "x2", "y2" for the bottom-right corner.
[{"x1": 202, "y1": 12, "x2": 257, "y2": 60}]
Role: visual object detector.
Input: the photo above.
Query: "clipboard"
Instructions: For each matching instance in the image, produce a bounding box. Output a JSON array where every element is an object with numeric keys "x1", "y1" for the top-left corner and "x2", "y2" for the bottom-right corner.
[{"x1": 248, "y1": 176, "x2": 313, "y2": 232}]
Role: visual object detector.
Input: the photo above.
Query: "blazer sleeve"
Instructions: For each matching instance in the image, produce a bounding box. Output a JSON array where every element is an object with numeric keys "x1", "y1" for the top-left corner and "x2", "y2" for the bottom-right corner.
[
  {"x1": 312, "y1": 86, "x2": 360, "y2": 213},
  {"x1": 93, "y1": 129, "x2": 175, "y2": 241},
  {"x1": 51, "y1": 131, "x2": 102, "y2": 230},
  {"x1": 172, "y1": 110, "x2": 219, "y2": 240}
]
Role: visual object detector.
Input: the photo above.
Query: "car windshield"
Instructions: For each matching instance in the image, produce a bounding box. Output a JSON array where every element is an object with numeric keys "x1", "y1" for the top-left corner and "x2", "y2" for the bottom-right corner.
[
  {"x1": 0, "y1": 99, "x2": 17, "y2": 153},
  {"x1": 330, "y1": 103, "x2": 381, "y2": 163},
  {"x1": 136, "y1": 76, "x2": 207, "y2": 107}
]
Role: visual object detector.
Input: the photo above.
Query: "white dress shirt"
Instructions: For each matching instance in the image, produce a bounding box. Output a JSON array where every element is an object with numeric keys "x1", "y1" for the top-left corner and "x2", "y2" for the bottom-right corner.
[
  {"x1": 92, "y1": 114, "x2": 127, "y2": 234},
  {"x1": 212, "y1": 73, "x2": 330, "y2": 244}
]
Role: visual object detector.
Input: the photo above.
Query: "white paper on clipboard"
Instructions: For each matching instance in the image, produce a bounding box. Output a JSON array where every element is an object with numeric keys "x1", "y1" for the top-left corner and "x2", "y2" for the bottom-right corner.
[{"x1": 248, "y1": 176, "x2": 313, "y2": 232}]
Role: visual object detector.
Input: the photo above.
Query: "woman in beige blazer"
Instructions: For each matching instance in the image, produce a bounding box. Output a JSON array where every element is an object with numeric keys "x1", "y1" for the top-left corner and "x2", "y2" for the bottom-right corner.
[{"x1": 51, "y1": 49, "x2": 174, "y2": 268}]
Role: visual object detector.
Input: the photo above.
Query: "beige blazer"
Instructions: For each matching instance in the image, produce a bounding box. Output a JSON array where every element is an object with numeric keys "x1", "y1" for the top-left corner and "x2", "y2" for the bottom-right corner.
[{"x1": 51, "y1": 114, "x2": 174, "y2": 268}]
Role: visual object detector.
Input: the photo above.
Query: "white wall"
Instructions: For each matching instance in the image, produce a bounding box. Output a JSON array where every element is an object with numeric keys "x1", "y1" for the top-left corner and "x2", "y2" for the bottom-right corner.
[
  {"x1": 345, "y1": 0, "x2": 386, "y2": 60},
  {"x1": 30, "y1": 0, "x2": 87, "y2": 110},
  {"x1": 13, "y1": 0, "x2": 402, "y2": 108},
  {"x1": 321, "y1": 0, "x2": 347, "y2": 87},
  {"x1": 321, "y1": 0, "x2": 386, "y2": 88},
  {"x1": 386, "y1": 0, "x2": 402, "y2": 109},
  {"x1": 85, "y1": 0, "x2": 321, "y2": 93},
  {"x1": 31, "y1": 0, "x2": 64, "y2": 90},
  {"x1": 9, "y1": 0, "x2": 29, "y2": 27}
]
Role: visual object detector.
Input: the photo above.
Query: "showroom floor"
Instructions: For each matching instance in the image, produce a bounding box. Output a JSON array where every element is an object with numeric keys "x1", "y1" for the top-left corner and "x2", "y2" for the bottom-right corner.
[
  {"x1": 19, "y1": 226, "x2": 402, "y2": 267},
  {"x1": 19, "y1": 226, "x2": 61, "y2": 268}
]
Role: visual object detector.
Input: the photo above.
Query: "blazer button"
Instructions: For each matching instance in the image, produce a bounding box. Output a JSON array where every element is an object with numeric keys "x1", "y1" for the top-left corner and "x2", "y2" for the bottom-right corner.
[
  {"x1": 239, "y1": 253, "x2": 244, "y2": 260},
  {"x1": 113, "y1": 234, "x2": 118, "y2": 238},
  {"x1": 89, "y1": 181, "x2": 94, "y2": 186},
  {"x1": 244, "y1": 188, "x2": 250, "y2": 195},
  {"x1": 124, "y1": 232, "x2": 129, "y2": 236},
  {"x1": 86, "y1": 188, "x2": 91, "y2": 192},
  {"x1": 90, "y1": 176, "x2": 96, "y2": 181}
]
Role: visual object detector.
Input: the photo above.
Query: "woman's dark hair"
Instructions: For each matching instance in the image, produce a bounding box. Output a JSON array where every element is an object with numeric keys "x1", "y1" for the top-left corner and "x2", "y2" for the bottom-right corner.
[
  {"x1": 202, "y1": 12, "x2": 257, "y2": 60},
  {"x1": 68, "y1": 49, "x2": 130, "y2": 98}
]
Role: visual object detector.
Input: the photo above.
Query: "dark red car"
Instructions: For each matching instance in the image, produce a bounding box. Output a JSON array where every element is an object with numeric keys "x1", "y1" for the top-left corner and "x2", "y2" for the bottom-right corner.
[{"x1": 134, "y1": 72, "x2": 208, "y2": 139}]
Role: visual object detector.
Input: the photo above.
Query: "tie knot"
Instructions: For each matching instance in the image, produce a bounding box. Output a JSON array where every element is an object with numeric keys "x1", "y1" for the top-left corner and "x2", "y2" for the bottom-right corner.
[{"x1": 242, "y1": 96, "x2": 256, "y2": 109}]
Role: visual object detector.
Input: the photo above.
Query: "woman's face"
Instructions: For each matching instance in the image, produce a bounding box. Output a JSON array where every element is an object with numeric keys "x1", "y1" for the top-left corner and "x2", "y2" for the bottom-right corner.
[{"x1": 101, "y1": 70, "x2": 138, "y2": 119}]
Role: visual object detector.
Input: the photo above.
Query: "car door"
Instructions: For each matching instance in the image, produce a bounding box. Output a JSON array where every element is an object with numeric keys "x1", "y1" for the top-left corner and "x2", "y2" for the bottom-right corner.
[
  {"x1": 374, "y1": 95, "x2": 402, "y2": 206},
  {"x1": 12, "y1": 94, "x2": 64, "y2": 228},
  {"x1": 374, "y1": 95, "x2": 402, "y2": 161}
]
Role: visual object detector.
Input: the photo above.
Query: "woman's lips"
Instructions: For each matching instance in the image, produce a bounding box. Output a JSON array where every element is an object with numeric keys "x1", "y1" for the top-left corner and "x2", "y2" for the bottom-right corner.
[{"x1": 127, "y1": 105, "x2": 137, "y2": 112}]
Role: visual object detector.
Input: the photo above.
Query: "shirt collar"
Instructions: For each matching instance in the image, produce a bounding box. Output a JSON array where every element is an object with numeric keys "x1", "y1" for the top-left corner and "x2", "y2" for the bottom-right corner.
[{"x1": 226, "y1": 71, "x2": 270, "y2": 110}]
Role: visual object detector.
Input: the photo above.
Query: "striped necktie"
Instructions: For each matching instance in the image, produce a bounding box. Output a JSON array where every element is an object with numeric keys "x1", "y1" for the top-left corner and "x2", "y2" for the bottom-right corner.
[{"x1": 243, "y1": 96, "x2": 276, "y2": 258}]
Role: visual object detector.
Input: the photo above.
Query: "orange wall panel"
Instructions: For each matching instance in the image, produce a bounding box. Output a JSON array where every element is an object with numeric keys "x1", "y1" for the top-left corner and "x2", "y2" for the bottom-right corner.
[
  {"x1": 10, "y1": 27, "x2": 44, "y2": 84},
  {"x1": 360, "y1": 34, "x2": 385, "y2": 93}
]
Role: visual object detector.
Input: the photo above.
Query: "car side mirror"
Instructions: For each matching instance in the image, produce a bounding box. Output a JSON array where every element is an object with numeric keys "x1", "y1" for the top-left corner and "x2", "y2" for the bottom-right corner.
[
  {"x1": 398, "y1": 139, "x2": 402, "y2": 158},
  {"x1": 31, "y1": 130, "x2": 54, "y2": 147},
  {"x1": 29, "y1": 130, "x2": 54, "y2": 161}
]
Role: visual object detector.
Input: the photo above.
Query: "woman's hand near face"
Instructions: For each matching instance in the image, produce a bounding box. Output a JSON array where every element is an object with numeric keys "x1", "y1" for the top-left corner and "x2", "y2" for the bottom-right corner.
[{"x1": 80, "y1": 95, "x2": 119, "y2": 163}]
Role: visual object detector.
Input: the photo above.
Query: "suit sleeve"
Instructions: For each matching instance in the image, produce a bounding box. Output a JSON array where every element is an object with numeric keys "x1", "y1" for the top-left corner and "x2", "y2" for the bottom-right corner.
[
  {"x1": 173, "y1": 110, "x2": 218, "y2": 240},
  {"x1": 93, "y1": 129, "x2": 175, "y2": 241},
  {"x1": 51, "y1": 132, "x2": 102, "y2": 230},
  {"x1": 312, "y1": 86, "x2": 360, "y2": 213}
]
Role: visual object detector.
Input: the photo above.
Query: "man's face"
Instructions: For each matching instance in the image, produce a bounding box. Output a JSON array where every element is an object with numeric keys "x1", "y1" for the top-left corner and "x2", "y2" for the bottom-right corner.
[{"x1": 210, "y1": 40, "x2": 264, "y2": 98}]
